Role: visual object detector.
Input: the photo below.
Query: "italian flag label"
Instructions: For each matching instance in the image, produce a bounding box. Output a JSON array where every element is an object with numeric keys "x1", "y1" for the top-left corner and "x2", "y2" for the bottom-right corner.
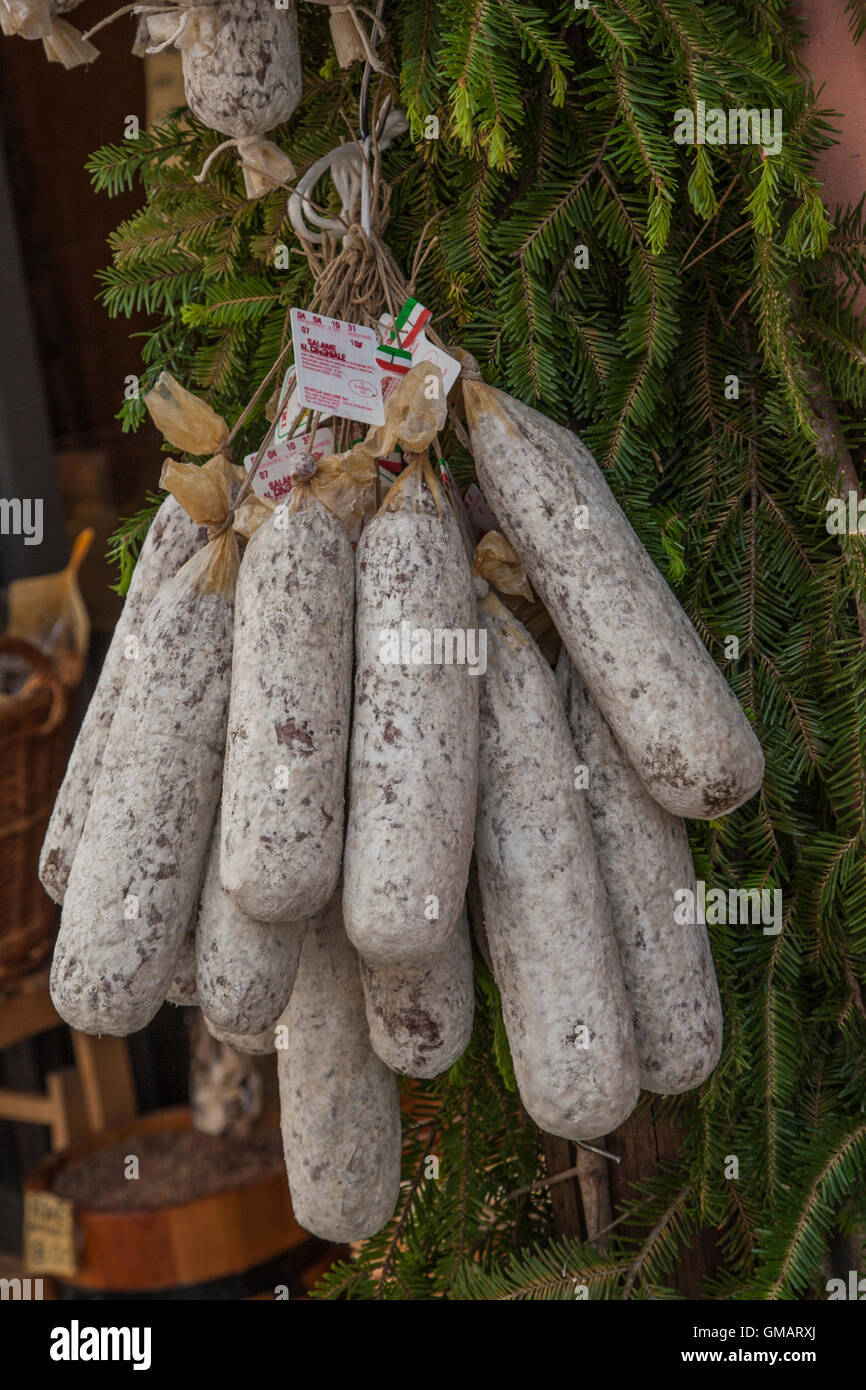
[
  {"x1": 388, "y1": 297, "x2": 431, "y2": 349},
  {"x1": 375, "y1": 341, "x2": 413, "y2": 376}
]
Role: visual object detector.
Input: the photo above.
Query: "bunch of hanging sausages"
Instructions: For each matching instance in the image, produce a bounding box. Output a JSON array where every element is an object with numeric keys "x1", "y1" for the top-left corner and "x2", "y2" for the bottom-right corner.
[{"x1": 40, "y1": 371, "x2": 764, "y2": 1243}]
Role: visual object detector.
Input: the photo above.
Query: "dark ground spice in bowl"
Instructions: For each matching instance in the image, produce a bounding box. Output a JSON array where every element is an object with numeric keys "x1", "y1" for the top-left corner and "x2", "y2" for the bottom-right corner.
[{"x1": 51, "y1": 1128, "x2": 284, "y2": 1212}]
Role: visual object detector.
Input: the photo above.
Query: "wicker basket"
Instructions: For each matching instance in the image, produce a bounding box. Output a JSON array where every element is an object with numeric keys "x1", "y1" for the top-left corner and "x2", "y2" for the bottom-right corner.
[{"x1": 0, "y1": 636, "x2": 80, "y2": 986}]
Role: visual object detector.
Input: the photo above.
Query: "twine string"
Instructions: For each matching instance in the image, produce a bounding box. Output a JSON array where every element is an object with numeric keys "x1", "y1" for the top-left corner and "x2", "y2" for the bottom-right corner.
[{"x1": 196, "y1": 90, "x2": 454, "y2": 543}]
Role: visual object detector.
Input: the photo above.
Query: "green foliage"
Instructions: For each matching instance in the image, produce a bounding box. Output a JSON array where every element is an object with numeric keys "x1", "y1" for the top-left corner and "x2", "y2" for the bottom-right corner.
[{"x1": 91, "y1": 0, "x2": 866, "y2": 1298}]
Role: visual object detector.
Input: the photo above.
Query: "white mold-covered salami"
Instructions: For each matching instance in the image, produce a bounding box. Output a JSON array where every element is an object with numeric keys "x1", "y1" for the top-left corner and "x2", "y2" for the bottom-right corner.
[
  {"x1": 360, "y1": 905, "x2": 474, "y2": 1078},
  {"x1": 50, "y1": 541, "x2": 234, "y2": 1036},
  {"x1": 474, "y1": 585, "x2": 640, "y2": 1140},
  {"x1": 278, "y1": 889, "x2": 401, "y2": 1242},
  {"x1": 557, "y1": 652, "x2": 723, "y2": 1093},
  {"x1": 198, "y1": 813, "x2": 304, "y2": 1035},
  {"x1": 204, "y1": 1016, "x2": 277, "y2": 1055},
  {"x1": 182, "y1": 0, "x2": 301, "y2": 139},
  {"x1": 39, "y1": 496, "x2": 207, "y2": 904},
  {"x1": 343, "y1": 456, "x2": 479, "y2": 966},
  {"x1": 221, "y1": 497, "x2": 353, "y2": 922},
  {"x1": 462, "y1": 379, "x2": 764, "y2": 819}
]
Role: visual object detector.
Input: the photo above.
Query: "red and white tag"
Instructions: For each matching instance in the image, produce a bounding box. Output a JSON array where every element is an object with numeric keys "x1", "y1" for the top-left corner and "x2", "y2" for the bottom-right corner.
[
  {"x1": 290, "y1": 309, "x2": 384, "y2": 427},
  {"x1": 378, "y1": 304, "x2": 461, "y2": 397},
  {"x1": 246, "y1": 426, "x2": 335, "y2": 501}
]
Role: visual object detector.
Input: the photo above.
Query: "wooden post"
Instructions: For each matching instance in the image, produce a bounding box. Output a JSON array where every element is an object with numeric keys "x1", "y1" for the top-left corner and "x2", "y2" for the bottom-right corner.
[
  {"x1": 541, "y1": 1133, "x2": 584, "y2": 1240},
  {"x1": 70, "y1": 1033, "x2": 137, "y2": 1133},
  {"x1": 607, "y1": 1101, "x2": 720, "y2": 1297},
  {"x1": 574, "y1": 1144, "x2": 613, "y2": 1252}
]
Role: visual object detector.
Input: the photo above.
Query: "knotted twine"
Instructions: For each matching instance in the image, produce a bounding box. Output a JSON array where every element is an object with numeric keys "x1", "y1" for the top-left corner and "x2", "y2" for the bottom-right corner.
[
  {"x1": 143, "y1": 94, "x2": 453, "y2": 544},
  {"x1": 88, "y1": 0, "x2": 219, "y2": 57},
  {"x1": 140, "y1": 0, "x2": 219, "y2": 56},
  {"x1": 281, "y1": 106, "x2": 442, "y2": 457}
]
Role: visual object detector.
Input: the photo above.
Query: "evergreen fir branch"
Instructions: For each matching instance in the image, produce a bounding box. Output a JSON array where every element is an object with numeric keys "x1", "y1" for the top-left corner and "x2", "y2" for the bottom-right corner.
[
  {"x1": 493, "y1": 0, "x2": 571, "y2": 101},
  {"x1": 398, "y1": 0, "x2": 443, "y2": 137},
  {"x1": 844, "y1": 0, "x2": 866, "y2": 41},
  {"x1": 621, "y1": 1185, "x2": 692, "y2": 1298},
  {"x1": 584, "y1": 0, "x2": 646, "y2": 57},
  {"x1": 452, "y1": 1236, "x2": 630, "y2": 1300},
  {"x1": 753, "y1": 1121, "x2": 866, "y2": 1298}
]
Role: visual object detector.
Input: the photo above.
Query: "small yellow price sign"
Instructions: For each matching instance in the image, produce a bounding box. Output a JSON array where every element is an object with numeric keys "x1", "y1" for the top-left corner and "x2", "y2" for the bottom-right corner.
[{"x1": 23, "y1": 1191, "x2": 78, "y2": 1279}]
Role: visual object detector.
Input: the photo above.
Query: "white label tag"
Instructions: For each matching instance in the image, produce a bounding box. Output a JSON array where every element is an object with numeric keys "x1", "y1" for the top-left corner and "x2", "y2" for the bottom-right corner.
[
  {"x1": 290, "y1": 309, "x2": 384, "y2": 427},
  {"x1": 274, "y1": 369, "x2": 300, "y2": 442},
  {"x1": 408, "y1": 326, "x2": 461, "y2": 395},
  {"x1": 246, "y1": 426, "x2": 335, "y2": 501}
]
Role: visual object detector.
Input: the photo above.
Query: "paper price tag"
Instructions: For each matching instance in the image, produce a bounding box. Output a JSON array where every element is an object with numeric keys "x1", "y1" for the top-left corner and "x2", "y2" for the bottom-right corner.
[
  {"x1": 245, "y1": 426, "x2": 335, "y2": 501},
  {"x1": 23, "y1": 1191, "x2": 77, "y2": 1278},
  {"x1": 274, "y1": 369, "x2": 300, "y2": 443},
  {"x1": 290, "y1": 309, "x2": 384, "y2": 427}
]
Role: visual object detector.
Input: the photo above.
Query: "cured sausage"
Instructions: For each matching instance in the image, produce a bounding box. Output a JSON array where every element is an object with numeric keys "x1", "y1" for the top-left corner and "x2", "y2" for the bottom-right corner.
[
  {"x1": 474, "y1": 582, "x2": 639, "y2": 1139},
  {"x1": 221, "y1": 496, "x2": 353, "y2": 922},
  {"x1": 360, "y1": 905, "x2": 474, "y2": 1078},
  {"x1": 198, "y1": 813, "x2": 304, "y2": 1035},
  {"x1": 39, "y1": 496, "x2": 207, "y2": 904},
  {"x1": 278, "y1": 888, "x2": 402, "y2": 1242},
  {"x1": 462, "y1": 378, "x2": 764, "y2": 819},
  {"x1": 557, "y1": 652, "x2": 723, "y2": 1093},
  {"x1": 204, "y1": 1018, "x2": 278, "y2": 1056},
  {"x1": 182, "y1": 0, "x2": 301, "y2": 137},
  {"x1": 165, "y1": 909, "x2": 198, "y2": 1007},
  {"x1": 182, "y1": 0, "x2": 302, "y2": 197},
  {"x1": 343, "y1": 454, "x2": 479, "y2": 966},
  {"x1": 50, "y1": 540, "x2": 235, "y2": 1036}
]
